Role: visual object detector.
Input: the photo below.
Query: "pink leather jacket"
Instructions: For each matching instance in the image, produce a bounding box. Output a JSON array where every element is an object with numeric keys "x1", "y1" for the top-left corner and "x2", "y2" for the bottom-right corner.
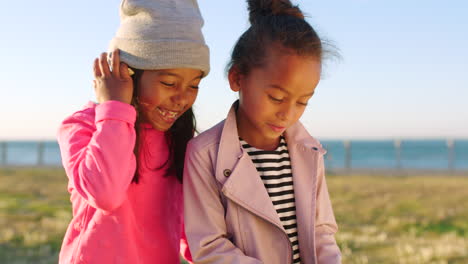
[{"x1": 183, "y1": 103, "x2": 341, "y2": 264}]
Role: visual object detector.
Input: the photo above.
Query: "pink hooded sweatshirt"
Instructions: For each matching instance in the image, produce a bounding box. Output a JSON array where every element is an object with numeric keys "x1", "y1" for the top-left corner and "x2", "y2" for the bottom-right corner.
[{"x1": 57, "y1": 101, "x2": 191, "y2": 264}]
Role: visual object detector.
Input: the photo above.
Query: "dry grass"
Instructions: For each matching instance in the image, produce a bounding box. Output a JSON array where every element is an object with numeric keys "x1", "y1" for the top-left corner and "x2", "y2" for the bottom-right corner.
[
  {"x1": 0, "y1": 168, "x2": 71, "y2": 264},
  {"x1": 0, "y1": 168, "x2": 467, "y2": 263},
  {"x1": 328, "y1": 173, "x2": 468, "y2": 263}
]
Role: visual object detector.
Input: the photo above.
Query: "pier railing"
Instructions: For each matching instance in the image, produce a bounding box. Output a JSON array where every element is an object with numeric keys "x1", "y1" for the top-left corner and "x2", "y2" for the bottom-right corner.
[
  {"x1": 327, "y1": 139, "x2": 465, "y2": 173},
  {"x1": 0, "y1": 140, "x2": 466, "y2": 173},
  {"x1": 0, "y1": 141, "x2": 59, "y2": 167}
]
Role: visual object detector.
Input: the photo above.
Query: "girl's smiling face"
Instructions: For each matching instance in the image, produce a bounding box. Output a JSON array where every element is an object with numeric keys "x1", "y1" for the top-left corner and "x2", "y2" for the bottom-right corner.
[
  {"x1": 229, "y1": 48, "x2": 321, "y2": 150},
  {"x1": 137, "y1": 68, "x2": 203, "y2": 131}
]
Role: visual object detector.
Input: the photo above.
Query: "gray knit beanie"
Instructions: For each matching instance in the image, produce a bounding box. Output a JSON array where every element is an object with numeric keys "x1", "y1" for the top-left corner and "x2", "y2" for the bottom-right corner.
[{"x1": 109, "y1": 0, "x2": 210, "y2": 76}]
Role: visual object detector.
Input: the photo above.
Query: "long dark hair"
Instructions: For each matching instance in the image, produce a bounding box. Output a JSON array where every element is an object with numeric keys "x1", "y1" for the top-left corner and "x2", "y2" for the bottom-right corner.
[
  {"x1": 130, "y1": 68, "x2": 196, "y2": 183},
  {"x1": 227, "y1": 0, "x2": 334, "y2": 75}
]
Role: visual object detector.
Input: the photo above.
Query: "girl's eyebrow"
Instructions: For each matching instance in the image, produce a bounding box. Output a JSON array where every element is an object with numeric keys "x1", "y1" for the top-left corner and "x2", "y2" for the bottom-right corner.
[
  {"x1": 269, "y1": 85, "x2": 314, "y2": 97},
  {"x1": 269, "y1": 85, "x2": 289, "y2": 94},
  {"x1": 158, "y1": 72, "x2": 179, "y2": 77},
  {"x1": 158, "y1": 71, "x2": 203, "y2": 81},
  {"x1": 193, "y1": 74, "x2": 203, "y2": 81}
]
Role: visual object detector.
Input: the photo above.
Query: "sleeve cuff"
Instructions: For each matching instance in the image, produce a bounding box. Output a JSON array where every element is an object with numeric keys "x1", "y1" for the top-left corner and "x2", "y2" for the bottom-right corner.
[{"x1": 95, "y1": 100, "x2": 136, "y2": 125}]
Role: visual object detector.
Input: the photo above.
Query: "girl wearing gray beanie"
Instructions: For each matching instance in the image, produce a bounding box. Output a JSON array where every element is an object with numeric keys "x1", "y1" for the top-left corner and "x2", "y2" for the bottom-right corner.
[{"x1": 57, "y1": 0, "x2": 209, "y2": 263}]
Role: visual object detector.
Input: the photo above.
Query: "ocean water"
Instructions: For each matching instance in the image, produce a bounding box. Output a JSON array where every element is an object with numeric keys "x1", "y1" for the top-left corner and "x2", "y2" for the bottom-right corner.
[
  {"x1": 321, "y1": 140, "x2": 468, "y2": 170},
  {"x1": 1, "y1": 140, "x2": 467, "y2": 171},
  {"x1": 0, "y1": 141, "x2": 62, "y2": 166}
]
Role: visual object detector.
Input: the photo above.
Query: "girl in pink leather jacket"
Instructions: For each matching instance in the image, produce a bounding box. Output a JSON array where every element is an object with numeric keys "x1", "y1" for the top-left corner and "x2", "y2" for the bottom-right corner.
[{"x1": 183, "y1": 0, "x2": 341, "y2": 263}]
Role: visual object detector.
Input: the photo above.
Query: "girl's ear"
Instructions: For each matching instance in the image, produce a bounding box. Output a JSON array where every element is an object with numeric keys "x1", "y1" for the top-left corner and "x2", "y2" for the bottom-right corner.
[{"x1": 228, "y1": 66, "x2": 242, "y2": 92}]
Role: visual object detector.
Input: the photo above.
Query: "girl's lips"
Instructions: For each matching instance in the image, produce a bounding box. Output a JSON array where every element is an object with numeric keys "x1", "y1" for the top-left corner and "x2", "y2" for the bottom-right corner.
[
  {"x1": 156, "y1": 107, "x2": 180, "y2": 123},
  {"x1": 267, "y1": 124, "x2": 286, "y2": 133}
]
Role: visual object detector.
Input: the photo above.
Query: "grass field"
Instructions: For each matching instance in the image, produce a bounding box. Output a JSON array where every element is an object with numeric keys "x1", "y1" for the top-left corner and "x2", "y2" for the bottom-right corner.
[
  {"x1": 328, "y1": 173, "x2": 468, "y2": 264},
  {"x1": 0, "y1": 168, "x2": 467, "y2": 263}
]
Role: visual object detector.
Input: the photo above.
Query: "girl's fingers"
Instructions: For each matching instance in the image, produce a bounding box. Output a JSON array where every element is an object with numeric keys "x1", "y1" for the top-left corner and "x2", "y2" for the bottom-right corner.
[
  {"x1": 120, "y1": 62, "x2": 131, "y2": 79},
  {"x1": 111, "y1": 49, "x2": 120, "y2": 78},
  {"x1": 99, "y1": 52, "x2": 111, "y2": 77},
  {"x1": 93, "y1": 58, "x2": 102, "y2": 78}
]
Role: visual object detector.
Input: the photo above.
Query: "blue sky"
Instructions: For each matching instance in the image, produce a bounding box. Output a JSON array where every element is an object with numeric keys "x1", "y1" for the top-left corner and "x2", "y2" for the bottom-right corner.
[{"x1": 1, "y1": 0, "x2": 467, "y2": 140}]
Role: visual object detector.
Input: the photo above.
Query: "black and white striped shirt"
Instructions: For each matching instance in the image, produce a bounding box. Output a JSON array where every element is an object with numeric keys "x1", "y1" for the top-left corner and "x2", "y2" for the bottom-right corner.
[{"x1": 241, "y1": 136, "x2": 301, "y2": 263}]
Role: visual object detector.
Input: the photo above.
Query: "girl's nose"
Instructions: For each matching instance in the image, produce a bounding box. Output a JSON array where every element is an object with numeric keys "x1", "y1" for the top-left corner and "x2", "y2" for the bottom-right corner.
[
  {"x1": 171, "y1": 91, "x2": 188, "y2": 108},
  {"x1": 277, "y1": 104, "x2": 294, "y2": 121}
]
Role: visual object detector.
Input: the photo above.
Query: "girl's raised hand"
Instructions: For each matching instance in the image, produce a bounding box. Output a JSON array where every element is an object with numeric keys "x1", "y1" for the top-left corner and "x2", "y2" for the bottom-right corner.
[{"x1": 93, "y1": 49, "x2": 133, "y2": 104}]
